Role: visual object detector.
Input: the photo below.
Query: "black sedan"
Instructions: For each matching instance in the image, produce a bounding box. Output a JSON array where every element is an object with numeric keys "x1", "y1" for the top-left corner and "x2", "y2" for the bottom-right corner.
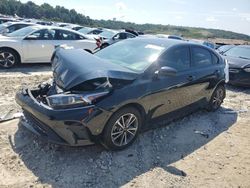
[
  {"x1": 16, "y1": 38, "x2": 227, "y2": 150},
  {"x1": 223, "y1": 45, "x2": 250, "y2": 87}
]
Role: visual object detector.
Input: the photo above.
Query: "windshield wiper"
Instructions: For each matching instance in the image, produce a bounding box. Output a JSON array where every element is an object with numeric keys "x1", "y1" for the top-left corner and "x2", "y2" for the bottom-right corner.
[{"x1": 238, "y1": 56, "x2": 250, "y2": 60}]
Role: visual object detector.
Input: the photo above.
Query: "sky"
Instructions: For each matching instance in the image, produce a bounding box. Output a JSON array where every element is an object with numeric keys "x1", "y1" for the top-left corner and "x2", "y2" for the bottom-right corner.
[{"x1": 19, "y1": 0, "x2": 250, "y2": 35}]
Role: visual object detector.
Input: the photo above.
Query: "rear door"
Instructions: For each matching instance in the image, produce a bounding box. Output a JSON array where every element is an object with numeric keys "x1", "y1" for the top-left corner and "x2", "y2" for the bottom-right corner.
[
  {"x1": 22, "y1": 29, "x2": 55, "y2": 62},
  {"x1": 190, "y1": 45, "x2": 222, "y2": 102}
]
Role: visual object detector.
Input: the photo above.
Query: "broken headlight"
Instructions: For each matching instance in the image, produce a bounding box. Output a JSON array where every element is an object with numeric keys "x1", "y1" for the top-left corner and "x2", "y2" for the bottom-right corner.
[{"x1": 46, "y1": 91, "x2": 109, "y2": 108}]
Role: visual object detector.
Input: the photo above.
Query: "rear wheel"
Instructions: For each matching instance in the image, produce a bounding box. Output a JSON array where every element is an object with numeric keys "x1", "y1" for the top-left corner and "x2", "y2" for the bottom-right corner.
[
  {"x1": 207, "y1": 85, "x2": 226, "y2": 111},
  {"x1": 102, "y1": 107, "x2": 141, "y2": 150},
  {"x1": 0, "y1": 49, "x2": 19, "y2": 68}
]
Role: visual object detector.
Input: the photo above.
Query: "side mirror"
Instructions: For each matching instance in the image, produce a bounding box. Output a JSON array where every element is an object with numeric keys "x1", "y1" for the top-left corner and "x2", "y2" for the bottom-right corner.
[
  {"x1": 25, "y1": 35, "x2": 38, "y2": 40},
  {"x1": 155, "y1": 66, "x2": 177, "y2": 77}
]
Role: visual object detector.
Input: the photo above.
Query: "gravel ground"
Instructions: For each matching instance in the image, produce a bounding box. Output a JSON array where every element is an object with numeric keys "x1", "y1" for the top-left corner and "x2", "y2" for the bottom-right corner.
[{"x1": 0, "y1": 65, "x2": 250, "y2": 188}]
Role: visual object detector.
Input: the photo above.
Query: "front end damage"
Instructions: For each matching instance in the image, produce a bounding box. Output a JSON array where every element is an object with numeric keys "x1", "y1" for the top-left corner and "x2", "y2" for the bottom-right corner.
[
  {"x1": 16, "y1": 83, "x2": 111, "y2": 146},
  {"x1": 16, "y1": 48, "x2": 137, "y2": 146}
]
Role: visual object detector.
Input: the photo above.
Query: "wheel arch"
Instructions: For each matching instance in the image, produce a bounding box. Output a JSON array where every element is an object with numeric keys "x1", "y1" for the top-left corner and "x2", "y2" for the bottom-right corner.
[
  {"x1": 101, "y1": 102, "x2": 147, "y2": 135},
  {"x1": 120, "y1": 103, "x2": 146, "y2": 120},
  {"x1": 0, "y1": 46, "x2": 21, "y2": 63},
  {"x1": 212, "y1": 79, "x2": 226, "y2": 94}
]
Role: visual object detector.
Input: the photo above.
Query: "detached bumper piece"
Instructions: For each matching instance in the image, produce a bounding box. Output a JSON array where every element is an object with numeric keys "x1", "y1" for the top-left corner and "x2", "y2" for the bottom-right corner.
[{"x1": 16, "y1": 90, "x2": 95, "y2": 146}]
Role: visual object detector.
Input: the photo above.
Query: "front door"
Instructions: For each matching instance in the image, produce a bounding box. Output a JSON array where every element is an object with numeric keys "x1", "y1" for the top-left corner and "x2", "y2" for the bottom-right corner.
[{"x1": 148, "y1": 45, "x2": 196, "y2": 123}]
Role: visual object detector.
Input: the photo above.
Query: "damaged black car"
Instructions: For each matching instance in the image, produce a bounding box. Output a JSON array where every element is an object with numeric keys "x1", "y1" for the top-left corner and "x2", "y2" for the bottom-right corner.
[
  {"x1": 223, "y1": 45, "x2": 250, "y2": 87},
  {"x1": 16, "y1": 38, "x2": 227, "y2": 150}
]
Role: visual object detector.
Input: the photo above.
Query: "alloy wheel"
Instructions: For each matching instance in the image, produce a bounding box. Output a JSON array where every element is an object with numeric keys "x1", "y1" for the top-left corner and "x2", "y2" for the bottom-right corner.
[
  {"x1": 212, "y1": 88, "x2": 224, "y2": 109},
  {"x1": 111, "y1": 113, "x2": 138, "y2": 146},
  {"x1": 0, "y1": 52, "x2": 15, "y2": 68}
]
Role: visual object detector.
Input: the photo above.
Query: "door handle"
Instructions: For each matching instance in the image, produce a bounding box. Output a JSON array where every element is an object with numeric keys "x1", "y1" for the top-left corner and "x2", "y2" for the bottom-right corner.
[{"x1": 187, "y1": 75, "x2": 194, "y2": 81}]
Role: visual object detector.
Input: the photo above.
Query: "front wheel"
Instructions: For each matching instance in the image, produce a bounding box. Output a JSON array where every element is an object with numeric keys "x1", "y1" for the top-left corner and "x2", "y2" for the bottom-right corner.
[
  {"x1": 207, "y1": 85, "x2": 226, "y2": 111},
  {"x1": 0, "y1": 49, "x2": 19, "y2": 68},
  {"x1": 102, "y1": 107, "x2": 141, "y2": 150}
]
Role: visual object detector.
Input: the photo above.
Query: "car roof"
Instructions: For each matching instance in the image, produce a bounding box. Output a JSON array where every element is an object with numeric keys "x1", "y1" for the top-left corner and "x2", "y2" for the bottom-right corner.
[
  {"x1": 127, "y1": 37, "x2": 187, "y2": 48},
  {"x1": 237, "y1": 45, "x2": 250, "y2": 48},
  {"x1": 8, "y1": 22, "x2": 35, "y2": 25},
  {"x1": 25, "y1": 25, "x2": 88, "y2": 37},
  {"x1": 28, "y1": 25, "x2": 82, "y2": 32},
  {"x1": 127, "y1": 37, "x2": 218, "y2": 53}
]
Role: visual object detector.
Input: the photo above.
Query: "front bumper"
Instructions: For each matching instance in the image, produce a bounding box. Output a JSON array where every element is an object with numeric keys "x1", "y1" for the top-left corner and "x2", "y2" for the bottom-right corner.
[
  {"x1": 15, "y1": 89, "x2": 111, "y2": 146},
  {"x1": 229, "y1": 68, "x2": 250, "y2": 87}
]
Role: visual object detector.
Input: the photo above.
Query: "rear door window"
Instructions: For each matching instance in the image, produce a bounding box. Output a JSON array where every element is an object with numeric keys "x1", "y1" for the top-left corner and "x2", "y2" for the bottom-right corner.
[
  {"x1": 55, "y1": 30, "x2": 83, "y2": 40},
  {"x1": 29, "y1": 29, "x2": 55, "y2": 40},
  {"x1": 192, "y1": 47, "x2": 213, "y2": 67}
]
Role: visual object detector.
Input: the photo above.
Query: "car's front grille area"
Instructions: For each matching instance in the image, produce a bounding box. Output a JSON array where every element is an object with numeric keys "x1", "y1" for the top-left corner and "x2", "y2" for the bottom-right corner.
[
  {"x1": 22, "y1": 110, "x2": 67, "y2": 144},
  {"x1": 23, "y1": 111, "x2": 53, "y2": 137},
  {"x1": 24, "y1": 110, "x2": 62, "y2": 140}
]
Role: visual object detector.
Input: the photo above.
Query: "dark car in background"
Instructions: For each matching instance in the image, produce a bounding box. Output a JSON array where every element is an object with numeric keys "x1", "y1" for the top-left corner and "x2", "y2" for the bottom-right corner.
[
  {"x1": 16, "y1": 38, "x2": 226, "y2": 150},
  {"x1": 223, "y1": 45, "x2": 250, "y2": 87},
  {"x1": 217, "y1": 45, "x2": 235, "y2": 54}
]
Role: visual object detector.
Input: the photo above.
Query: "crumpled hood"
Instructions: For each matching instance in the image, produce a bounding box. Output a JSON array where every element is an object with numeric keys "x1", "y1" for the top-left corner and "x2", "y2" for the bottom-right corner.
[
  {"x1": 52, "y1": 48, "x2": 138, "y2": 90},
  {"x1": 224, "y1": 55, "x2": 250, "y2": 69}
]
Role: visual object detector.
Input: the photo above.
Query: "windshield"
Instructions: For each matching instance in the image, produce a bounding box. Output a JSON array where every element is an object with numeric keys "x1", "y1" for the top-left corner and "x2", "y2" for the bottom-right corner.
[
  {"x1": 78, "y1": 27, "x2": 93, "y2": 34},
  {"x1": 7, "y1": 26, "x2": 37, "y2": 37},
  {"x1": 99, "y1": 30, "x2": 117, "y2": 39},
  {"x1": 224, "y1": 46, "x2": 250, "y2": 60},
  {"x1": 95, "y1": 40, "x2": 166, "y2": 73}
]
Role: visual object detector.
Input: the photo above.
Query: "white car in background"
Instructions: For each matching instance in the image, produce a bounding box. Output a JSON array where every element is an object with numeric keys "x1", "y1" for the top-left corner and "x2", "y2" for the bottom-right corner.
[
  {"x1": 0, "y1": 25, "x2": 97, "y2": 68},
  {"x1": 0, "y1": 22, "x2": 35, "y2": 35}
]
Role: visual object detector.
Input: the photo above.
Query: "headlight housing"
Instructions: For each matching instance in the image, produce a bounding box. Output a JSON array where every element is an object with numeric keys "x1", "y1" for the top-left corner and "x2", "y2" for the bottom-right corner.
[
  {"x1": 244, "y1": 67, "x2": 250, "y2": 72},
  {"x1": 46, "y1": 91, "x2": 109, "y2": 109}
]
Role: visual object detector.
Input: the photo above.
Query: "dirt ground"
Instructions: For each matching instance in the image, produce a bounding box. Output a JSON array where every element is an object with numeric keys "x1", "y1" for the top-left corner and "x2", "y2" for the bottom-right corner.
[{"x1": 0, "y1": 64, "x2": 250, "y2": 188}]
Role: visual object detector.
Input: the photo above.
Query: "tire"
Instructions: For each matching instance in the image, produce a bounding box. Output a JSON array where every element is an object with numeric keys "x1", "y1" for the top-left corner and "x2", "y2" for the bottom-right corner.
[
  {"x1": 0, "y1": 49, "x2": 19, "y2": 68},
  {"x1": 207, "y1": 85, "x2": 226, "y2": 111},
  {"x1": 102, "y1": 107, "x2": 142, "y2": 150}
]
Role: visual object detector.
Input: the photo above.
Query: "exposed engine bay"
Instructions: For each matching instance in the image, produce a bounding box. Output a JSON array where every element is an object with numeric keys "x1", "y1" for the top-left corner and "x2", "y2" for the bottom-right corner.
[{"x1": 33, "y1": 77, "x2": 132, "y2": 109}]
